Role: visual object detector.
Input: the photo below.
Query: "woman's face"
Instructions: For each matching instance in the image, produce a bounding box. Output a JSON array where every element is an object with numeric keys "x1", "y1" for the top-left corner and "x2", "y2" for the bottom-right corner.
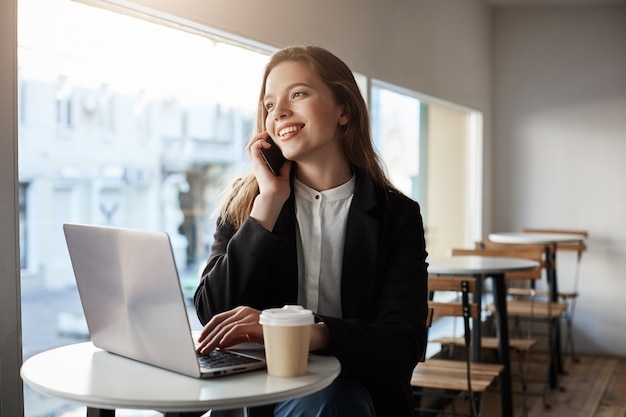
[{"x1": 263, "y1": 60, "x2": 348, "y2": 165}]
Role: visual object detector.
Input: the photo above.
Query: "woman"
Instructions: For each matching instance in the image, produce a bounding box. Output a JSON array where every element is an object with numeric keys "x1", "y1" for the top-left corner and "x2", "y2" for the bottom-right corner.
[{"x1": 194, "y1": 45, "x2": 428, "y2": 417}]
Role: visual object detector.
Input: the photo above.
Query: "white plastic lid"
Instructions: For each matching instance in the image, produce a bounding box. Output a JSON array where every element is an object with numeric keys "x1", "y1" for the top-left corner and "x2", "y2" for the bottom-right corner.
[{"x1": 259, "y1": 305, "x2": 314, "y2": 327}]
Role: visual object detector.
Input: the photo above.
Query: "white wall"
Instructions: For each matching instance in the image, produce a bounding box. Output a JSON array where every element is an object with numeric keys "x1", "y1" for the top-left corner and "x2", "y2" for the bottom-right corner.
[
  {"x1": 426, "y1": 104, "x2": 470, "y2": 256},
  {"x1": 493, "y1": 5, "x2": 626, "y2": 355}
]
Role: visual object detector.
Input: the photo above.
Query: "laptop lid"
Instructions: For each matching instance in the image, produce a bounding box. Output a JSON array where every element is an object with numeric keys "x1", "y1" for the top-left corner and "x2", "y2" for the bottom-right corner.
[{"x1": 63, "y1": 223, "x2": 265, "y2": 378}]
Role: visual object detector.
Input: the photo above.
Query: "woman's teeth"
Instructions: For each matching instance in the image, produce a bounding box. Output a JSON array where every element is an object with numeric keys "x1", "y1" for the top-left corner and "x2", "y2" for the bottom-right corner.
[{"x1": 279, "y1": 125, "x2": 301, "y2": 137}]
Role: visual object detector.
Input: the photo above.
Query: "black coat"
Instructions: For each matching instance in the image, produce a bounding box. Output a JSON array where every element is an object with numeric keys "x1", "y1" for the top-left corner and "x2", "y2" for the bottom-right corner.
[{"x1": 194, "y1": 168, "x2": 429, "y2": 417}]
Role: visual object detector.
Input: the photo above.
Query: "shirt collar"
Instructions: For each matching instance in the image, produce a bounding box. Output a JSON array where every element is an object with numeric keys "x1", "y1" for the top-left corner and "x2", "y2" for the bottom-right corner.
[{"x1": 294, "y1": 175, "x2": 356, "y2": 202}]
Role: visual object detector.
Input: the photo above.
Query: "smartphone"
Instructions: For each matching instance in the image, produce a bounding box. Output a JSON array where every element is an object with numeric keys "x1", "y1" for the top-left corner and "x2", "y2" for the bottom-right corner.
[{"x1": 260, "y1": 136, "x2": 286, "y2": 176}]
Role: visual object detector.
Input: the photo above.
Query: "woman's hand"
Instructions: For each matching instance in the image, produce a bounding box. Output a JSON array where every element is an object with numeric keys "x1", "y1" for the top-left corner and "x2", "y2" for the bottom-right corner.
[
  {"x1": 309, "y1": 322, "x2": 330, "y2": 351},
  {"x1": 195, "y1": 306, "x2": 264, "y2": 355},
  {"x1": 245, "y1": 132, "x2": 291, "y2": 187},
  {"x1": 245, "y1": 133, "x2": 292, "y2": 231}
]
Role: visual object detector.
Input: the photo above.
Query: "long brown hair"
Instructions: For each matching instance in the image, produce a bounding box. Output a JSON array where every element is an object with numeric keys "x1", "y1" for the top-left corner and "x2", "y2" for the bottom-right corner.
[{"x1": 218, "y1": 45, "x2": 396, "y2": 228}]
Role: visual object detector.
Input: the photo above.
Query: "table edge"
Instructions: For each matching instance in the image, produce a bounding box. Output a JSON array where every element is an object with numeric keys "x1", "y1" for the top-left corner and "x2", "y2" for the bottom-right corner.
[
  {"x1": 488, "y1": 232, "x2": 586, "y2": 244},
  {"x1": 428, "y1": 256, "x2": 539, "y2": 275},
  {"x1": 21, "y1": 343, "x2": 341, "y2": 412}
]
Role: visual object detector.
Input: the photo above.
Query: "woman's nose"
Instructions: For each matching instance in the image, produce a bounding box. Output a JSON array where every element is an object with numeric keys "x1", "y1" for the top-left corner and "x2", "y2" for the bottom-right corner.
[{"x1": 272, "y1": 100, "x2": 291, "y2": 119}]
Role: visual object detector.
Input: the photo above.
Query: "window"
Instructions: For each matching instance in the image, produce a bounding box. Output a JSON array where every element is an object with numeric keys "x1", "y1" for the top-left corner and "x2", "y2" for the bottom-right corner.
[
  {"x1": 371, "y1": 82, "x2": 423, "y2": 200},
  {"x1": 18, "y1": 0, "x2": 270, "y2": 414},
  {"x1": 370, "y1": 80, "x2": 483, "y2": 256}
]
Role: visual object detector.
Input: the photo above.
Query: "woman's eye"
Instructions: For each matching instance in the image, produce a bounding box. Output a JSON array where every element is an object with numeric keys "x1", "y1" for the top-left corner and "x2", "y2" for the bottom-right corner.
[
  {"x1": 265, "y1": 102, "x2": 274, "y2": 110},
  {"x1": 292, "y1": 91, "x2": 306, "y2": 99}
]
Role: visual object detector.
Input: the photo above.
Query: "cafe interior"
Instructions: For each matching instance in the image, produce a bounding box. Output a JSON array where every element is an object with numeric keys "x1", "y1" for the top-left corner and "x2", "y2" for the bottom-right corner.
[{"x1": 1, "y1": 0, "x2": 625, "y2": 416}]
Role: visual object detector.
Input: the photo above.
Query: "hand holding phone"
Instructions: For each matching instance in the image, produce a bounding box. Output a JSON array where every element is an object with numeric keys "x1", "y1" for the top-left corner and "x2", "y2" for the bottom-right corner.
[{"x1": 260, "y1": 136, "x2": 286, "y2": 176}]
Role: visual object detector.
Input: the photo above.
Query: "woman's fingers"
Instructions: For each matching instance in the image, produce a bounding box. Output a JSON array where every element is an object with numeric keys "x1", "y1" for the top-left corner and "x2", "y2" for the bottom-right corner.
[
  {"x1": 196, "y1": 306, "x2": 263, "y2": 354},
  {"x1": 245, "y1": 133, "x2": 270, "y2": 165}
]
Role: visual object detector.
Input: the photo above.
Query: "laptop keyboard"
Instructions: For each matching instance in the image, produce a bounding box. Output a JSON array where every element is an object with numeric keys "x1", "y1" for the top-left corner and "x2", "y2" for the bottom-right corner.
[{"x1": 197, "y1": 349, "x2": 261, "y2": 369}]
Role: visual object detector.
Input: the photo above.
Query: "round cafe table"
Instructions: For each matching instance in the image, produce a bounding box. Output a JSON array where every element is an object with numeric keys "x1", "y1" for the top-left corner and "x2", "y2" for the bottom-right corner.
[
  {"x1": 21, "y1": 342, "x2": 341, "y2": 416},
  {"x1": 488, "y1": 231, "x2": 587, "y2": 386},
  {"x1": 428, "y1": 255, "x2": 539, "y2": 417},
  {"x1": 488, "y1": 232, "x2": 586, "y2": 245},
  {"x1": 488, "y1": 232, "x2": 586, "y2": 300}
]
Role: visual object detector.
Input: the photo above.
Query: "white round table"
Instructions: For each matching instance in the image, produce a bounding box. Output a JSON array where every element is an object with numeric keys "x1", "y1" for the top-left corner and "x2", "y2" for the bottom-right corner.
[
  {"x1": 429, "y1": 255, "x2": 540, "y2": 275},
  {"x1": 428, "y1": 255, "x2": 539, "y2": 417},
  {"x1": 488, "y1": 232, "x2": 587, "y2": 387},
  {"x1": 21, "y1": 342, "x2": 341, "y2": 415},
  {"x1": 488, "y1": 232, "x2": 586, "y2": 245},
  {"x1": 488, "y1": 231, "x2": 586, "y2": 300}
]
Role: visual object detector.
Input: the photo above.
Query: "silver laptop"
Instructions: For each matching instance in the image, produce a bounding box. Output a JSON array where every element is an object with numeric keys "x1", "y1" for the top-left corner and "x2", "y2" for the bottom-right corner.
[{"x1": 63, "y1": 223, "x2": 266, "y2": 378}]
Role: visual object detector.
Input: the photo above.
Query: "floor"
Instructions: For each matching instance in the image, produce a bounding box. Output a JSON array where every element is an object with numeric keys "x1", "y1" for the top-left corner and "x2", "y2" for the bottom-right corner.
[{"x1": 442, "y1": 351, "x2": 626, "y2": 417}]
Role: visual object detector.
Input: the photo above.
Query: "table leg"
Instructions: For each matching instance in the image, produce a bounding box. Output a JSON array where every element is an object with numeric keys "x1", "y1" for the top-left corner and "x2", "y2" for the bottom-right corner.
[
  {"x1": 545, "y1": 244, "x2": 558, "y2": 301},
  {"x1": 491, "y1": 273, "x2": 513, "y2": 417},
  {"x1": 87, "y1": 408, "x2": 115, "y2": 417},
  {"x1": 471, "y1": 274, "x2": 483, "y2": 362},
  {"x1": 546, "y1": 243, "x2": 565, "y2": 384}
]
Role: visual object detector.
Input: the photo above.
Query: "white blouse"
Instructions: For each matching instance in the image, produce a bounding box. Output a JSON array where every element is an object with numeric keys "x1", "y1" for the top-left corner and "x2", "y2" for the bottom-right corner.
[{"x1": 294, "y1": 175, "x2": 355, "y2": 318}]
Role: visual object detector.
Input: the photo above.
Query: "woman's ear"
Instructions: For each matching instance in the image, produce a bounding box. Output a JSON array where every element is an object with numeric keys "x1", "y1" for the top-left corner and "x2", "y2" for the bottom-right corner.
[{"x1": 338, "y1": 106, "x2": 349, "y2": 126}]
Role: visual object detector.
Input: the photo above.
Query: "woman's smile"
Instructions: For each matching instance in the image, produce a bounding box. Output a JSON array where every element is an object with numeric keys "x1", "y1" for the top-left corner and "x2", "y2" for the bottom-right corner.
[{"x1": 277, "y1": 123, "x2": 305, "y2": 138}]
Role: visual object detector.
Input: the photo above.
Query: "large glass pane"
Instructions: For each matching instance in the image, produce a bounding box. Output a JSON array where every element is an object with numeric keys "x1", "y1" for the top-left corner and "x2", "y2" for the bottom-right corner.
[
  {"x1": 370, "y1": 83, "x2": 422, "y2": 201},
  {"x1": 18, "y1": 0, "x2": 269, "y2": 415},
  {"x1": 370, "y1": 81, "x2": 482, "y2": 256}
]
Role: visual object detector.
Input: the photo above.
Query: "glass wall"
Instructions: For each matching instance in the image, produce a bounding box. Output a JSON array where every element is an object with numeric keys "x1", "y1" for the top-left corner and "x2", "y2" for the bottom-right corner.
[
  {"x1": 18, "y1": 0, "x2": 269, "y2": 415},
  {"x1": 370, "y1": 83, "x2": 423, "y2": 200},
  {"x1": 371, "y1": 81, "x2": 481, "y2": 256}
]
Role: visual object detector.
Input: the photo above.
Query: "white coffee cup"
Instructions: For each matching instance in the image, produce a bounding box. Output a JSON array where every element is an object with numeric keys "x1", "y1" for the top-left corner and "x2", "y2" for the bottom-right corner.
[{"x1": 259, "y1": 305, "x2": 314, "y2": 377}]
